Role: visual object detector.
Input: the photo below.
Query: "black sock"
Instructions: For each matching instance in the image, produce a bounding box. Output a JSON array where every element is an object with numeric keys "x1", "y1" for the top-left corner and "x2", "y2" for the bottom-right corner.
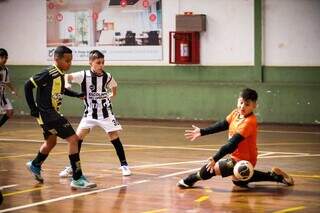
[
  {"x1": 236, "y1": 170, "x2": 283, "y2": 185},
  {"x1": 78, "y1": 139, "x2": 83, "y2": 152},
  {"x1": 0, "y1": 114, "x2": 9, "y2": 127},
  {"x1": 69, "y1": 153, "x2": 83, "y2": 180},
  {"x1": 111, "y1": 138, "x2": 128, "y2": 166},
  {"x1": 184, "y1": 173, "x2": 201, "y2": 186},
  {"x1": 32, "y1": 152, "x2": 48, "y2": 167},
  {"x1": 250, "y1": 170, "x2": 282, "y2": 182}
]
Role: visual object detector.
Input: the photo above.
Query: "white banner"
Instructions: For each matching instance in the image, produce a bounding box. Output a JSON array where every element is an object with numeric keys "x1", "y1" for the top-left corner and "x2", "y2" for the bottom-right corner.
[{"x1": 47, "y1": 0, "x2": 162, "y2": 61}]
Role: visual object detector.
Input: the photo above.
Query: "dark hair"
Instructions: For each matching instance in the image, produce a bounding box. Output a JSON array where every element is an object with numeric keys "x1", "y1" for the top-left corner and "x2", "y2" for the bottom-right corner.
[
  {"x1": 89, "y1": 50, "x2": 104, "y2": 61},
  {"x1": 240, "y1": 88, "x2": 258, "y2": 102},
  {"x1": 54, "y1": 46, "x2": 72, "y2": 58},
  {"x1": 0, "y1": 48, "x2": 8, "y2": 58}
]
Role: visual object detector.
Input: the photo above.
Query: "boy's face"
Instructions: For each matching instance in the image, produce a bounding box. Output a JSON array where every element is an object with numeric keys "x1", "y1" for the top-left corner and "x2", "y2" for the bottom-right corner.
[
  {"x1": 0, "y1": 56, "x2": 8, "y2": 66},
  {"x1": 90, "y1": 58, "x2": 104, "y2": 74},
  {"x1": 237, "y1": 97, "x2": 256, "y2": 116},
  {"x1": 55, "y1": 53, "x2": 72, "y2": 72}
]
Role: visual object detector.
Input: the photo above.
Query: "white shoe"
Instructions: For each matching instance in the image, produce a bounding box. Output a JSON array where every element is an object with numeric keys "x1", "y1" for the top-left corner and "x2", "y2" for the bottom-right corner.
[
  {"x1": 59, "y1": 166, "x2": 73, "y2": 178},
  {"x1": 177, "y1": 179, "x2": 192, "y2": 188},
  {"x1": 120, "y1": 165, "x2": 131, "y2": 176}
]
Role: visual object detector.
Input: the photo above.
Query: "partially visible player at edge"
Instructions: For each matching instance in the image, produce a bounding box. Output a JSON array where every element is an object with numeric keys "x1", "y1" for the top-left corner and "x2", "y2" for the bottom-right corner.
[
  {"x1": 59, "y1": 49, "x2": 131, "y2": 178},
  {"x1": 24, "y1": 45, "x2": 96, "y2": 189},
  {"x1": 178, "y1": 88, "x2": 294, "y2": 188},
  {"x1": 0, "y1": 48, "x2": 18, "y2": 127}
]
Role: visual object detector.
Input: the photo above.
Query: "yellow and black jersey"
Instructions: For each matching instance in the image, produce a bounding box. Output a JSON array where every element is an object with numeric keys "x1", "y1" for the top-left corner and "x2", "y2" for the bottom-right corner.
[{"x1": 29, "y1": 65, "x2": 65, "y2": 123}]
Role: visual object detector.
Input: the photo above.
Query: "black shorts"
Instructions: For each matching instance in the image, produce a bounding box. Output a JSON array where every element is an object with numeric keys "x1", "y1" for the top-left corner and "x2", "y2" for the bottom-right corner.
[
  {"x1": 218, "y1": 157, "x2": 237, "y2": 177},
  {"x1": 41, "y1": 116, "x2": 75, "y2": 140}
]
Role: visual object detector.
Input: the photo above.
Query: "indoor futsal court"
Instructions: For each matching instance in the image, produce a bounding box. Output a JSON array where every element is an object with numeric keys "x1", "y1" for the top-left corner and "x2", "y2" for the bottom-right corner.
[
  {"x1": 1, "y1": 0, "x2": 320, "y2": 213},
  {"x1": 0, "y1": 119, "x2": 319, "y2": 213}
]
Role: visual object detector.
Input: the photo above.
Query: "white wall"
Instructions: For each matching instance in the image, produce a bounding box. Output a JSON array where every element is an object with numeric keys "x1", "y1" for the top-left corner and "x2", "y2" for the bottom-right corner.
[
  {"x1": 177, "y1": 0, "x2": 254, "y2": 65},
  {"x1": 0, "y1": 0, "x2": 46, "y2": 65},
  {"x1": 0, "y1": 0, "x2": 319, "y2": 66},
  {"x1": 263, "y1": 0, "x2": 320, "y2": 66}
]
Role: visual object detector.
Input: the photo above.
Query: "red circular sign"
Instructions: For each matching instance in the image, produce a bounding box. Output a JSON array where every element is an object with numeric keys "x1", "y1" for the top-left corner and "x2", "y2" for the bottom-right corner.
[
  {"x1": 142, "y1": 0, "x2": 149, "y2": 8},
  {"x1": 149, "y1": 13, "x2": 156, "y2": 22},
  {"x1": 48, "y1": 2, "x2": 55, "y2": 9},
  {"x1": 56, "y1": 13, "x2": 63, "y2": 22},
  {"x1": 67, "y1": 26, "x2": 74, "y2": 32},
  {"x1": 120, "y1": 0, "x2": 127, "y2": 7},
  {"x1": 92, "y1": 12, "x2": 98, "y2": 21}
]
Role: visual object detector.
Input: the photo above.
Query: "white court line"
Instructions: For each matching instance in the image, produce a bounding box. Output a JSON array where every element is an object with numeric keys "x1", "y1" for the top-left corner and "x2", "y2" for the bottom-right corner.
[
  {"x1": 7, "y1": 120, "x2": 320, "y2": 135},
  {"x1": 0, "y1": 138, "x2": 218, "y2": 152},
  {"x1": 257, "y1": 152, "x2": 275, "y2": 157},
  {"x1": 0, "y1": 184, "x2": 18, "y2": 189},
  {"x1": 158, "y1": 168, "x2": 200, "y2": 179},
  {"x1": 259, "y1": 154, "x2": 320, "y2": 158},
  {"x1": 0, "y1": 138, "x2": 319, "y2": 157},
  {"x1": 0, "y1": 180, "x2": 150, "y2": 213},
  {"x1": 130, "y1": 160, "x2": 206, "y2": 169}
]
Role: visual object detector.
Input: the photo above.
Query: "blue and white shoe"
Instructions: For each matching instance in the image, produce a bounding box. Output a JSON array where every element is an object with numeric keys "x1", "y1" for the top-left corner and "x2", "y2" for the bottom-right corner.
[
  {"x1": 26, "y1": 161, "x2": 44, "y2": 183},
  {"x1": 70, "y1": 176, "x2": 97, "y2": 189}
]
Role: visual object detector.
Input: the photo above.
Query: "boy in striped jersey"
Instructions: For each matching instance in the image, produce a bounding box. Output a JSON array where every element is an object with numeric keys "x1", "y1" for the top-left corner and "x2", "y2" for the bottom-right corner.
[
  {"x1": 59, "y1": 50, "x2": 131, "y2": 177},
  {"x1": 0, "y1": 48, "x2": 17, "y2": 127},
  {"x1": 24, "y1": 46, "x2": 96, "y2": 189}
]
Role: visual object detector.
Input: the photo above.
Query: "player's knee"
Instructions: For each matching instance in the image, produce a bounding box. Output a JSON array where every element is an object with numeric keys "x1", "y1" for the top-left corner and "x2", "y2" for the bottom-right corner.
[
  {"x1": 108, "y1": 131, "x2": 119, "y2": 141},
  {"x1": 6, "y1": 110, "x2": 13, "y2": 118},
  {"x1": 198, "y1": 165, "x2": 215, "y2": 180}
]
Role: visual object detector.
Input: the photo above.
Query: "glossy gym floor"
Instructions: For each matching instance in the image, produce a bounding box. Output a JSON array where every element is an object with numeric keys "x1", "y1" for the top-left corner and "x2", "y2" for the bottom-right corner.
[{"x1": 0, "y1": 117, "x2": 319, "y2": 213}]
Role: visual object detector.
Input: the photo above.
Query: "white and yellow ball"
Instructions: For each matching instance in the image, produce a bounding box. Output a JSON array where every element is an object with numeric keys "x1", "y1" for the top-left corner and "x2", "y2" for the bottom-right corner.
[{"x1": 233, "y1": 160, "x2": 254, "y2": 181}]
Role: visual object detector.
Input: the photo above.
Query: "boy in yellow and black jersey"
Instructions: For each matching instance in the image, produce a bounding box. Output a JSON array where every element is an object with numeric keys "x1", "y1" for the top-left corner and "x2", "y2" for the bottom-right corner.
[{"x1": 24, "y1": 46, "x2": 96, "y2": 189}]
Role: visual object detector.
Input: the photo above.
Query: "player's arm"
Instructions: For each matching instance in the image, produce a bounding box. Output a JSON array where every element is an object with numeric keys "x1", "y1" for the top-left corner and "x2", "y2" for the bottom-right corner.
[
  {"x1": 65, "y1": 71, "x2": 84, "y2": 87},
  {"x1": 212, "y1": 133, "x2": 244, "y2": 162},
  {"x1": 205, "y1": 133, "x2": 244, "y2": 173},
  {"x1": 200, "y1": 119, "x2": 229, "y2": 136},
  {"x1": 5, "y1": 82, "x2": 17, "y2": 96},
  {"x1": 185, "y1": 120, "x2": 229, "y2": 141},
  {"x1": 24, "y1": 78, "x2": 39, "y2": 117},
  {"x1": 107, "y1": 77, "x2": 117, "y2": 98},
  {"x1": 64, "y1": 88, "x2": 84, "y2": 98}
]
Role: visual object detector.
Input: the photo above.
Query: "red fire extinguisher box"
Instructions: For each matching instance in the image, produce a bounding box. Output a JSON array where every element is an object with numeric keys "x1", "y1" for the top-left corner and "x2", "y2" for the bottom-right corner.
[{"x1": 169, "y1": 31, "x2": 200, "y2": 64}]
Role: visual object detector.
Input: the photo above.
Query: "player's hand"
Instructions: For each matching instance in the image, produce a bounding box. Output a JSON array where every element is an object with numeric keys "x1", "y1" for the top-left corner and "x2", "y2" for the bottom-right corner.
[
  {"x1": 184, "y1": 125, "x2": 201, "y2": 141},
  {"x1": 79, "y1": 93, "x2": 85, "y2": 100},
  {"x1": 205, "y1": 157, "x2": 216, "y2": 174},
  {"x1": 30, "y1": 108, "x2": 39, "y2": 118},
  {"x1": 11, "y1": 91, "x2": 18, "y2": 97}
]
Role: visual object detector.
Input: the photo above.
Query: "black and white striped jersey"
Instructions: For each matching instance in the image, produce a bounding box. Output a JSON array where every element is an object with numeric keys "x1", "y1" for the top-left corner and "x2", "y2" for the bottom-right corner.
[
  {"x1": 0, "y1": 65, "x2": 10, "y2": 102},
  {"x1": 69, "y1": 70, "x2": 117, "y2": 120}
]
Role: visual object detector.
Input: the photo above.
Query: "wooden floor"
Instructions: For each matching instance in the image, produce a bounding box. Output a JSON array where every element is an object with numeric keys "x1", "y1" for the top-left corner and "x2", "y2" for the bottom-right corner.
[{"x1": 0, "y1": 117, "x2": 319, "y2": 213}]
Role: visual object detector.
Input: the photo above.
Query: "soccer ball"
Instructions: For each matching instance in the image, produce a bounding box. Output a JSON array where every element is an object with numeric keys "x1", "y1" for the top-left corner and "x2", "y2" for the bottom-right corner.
[{"x1": 233, "y1": 160, "x2": 254, "y2": 181}]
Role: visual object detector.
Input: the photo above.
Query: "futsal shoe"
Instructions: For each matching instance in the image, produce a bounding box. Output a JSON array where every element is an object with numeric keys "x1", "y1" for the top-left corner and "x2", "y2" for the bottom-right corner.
[
  {"x1": 120, "y1": 165, "x2": 132, "y2": 176},
  {"x1": 271, "y1": 167, "x2": 294, "y2": 186},
  {"x1": 177, "y1": 179, "x2": 192, "y2": 188},
  {"x1": 26, "y1": 161, "x2": 44, "y2": 183},
  {"x1": 59, "y1": 166, "x2": 73, "y2": 178},
  {"x1": 70, "y1": 176, "x2": 97, "y2": 189}
]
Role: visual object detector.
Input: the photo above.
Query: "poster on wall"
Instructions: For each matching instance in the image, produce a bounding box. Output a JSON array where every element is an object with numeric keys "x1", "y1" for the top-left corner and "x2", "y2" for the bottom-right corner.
[{"x1": 46, "y1": 0, "x2": 162, "y2": 61}]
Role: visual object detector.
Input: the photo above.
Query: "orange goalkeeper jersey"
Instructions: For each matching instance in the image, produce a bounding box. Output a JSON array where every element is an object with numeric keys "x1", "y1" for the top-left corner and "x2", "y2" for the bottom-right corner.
[{"x1": 226, "y1": 109, "x2": 258, "y2": 166}]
